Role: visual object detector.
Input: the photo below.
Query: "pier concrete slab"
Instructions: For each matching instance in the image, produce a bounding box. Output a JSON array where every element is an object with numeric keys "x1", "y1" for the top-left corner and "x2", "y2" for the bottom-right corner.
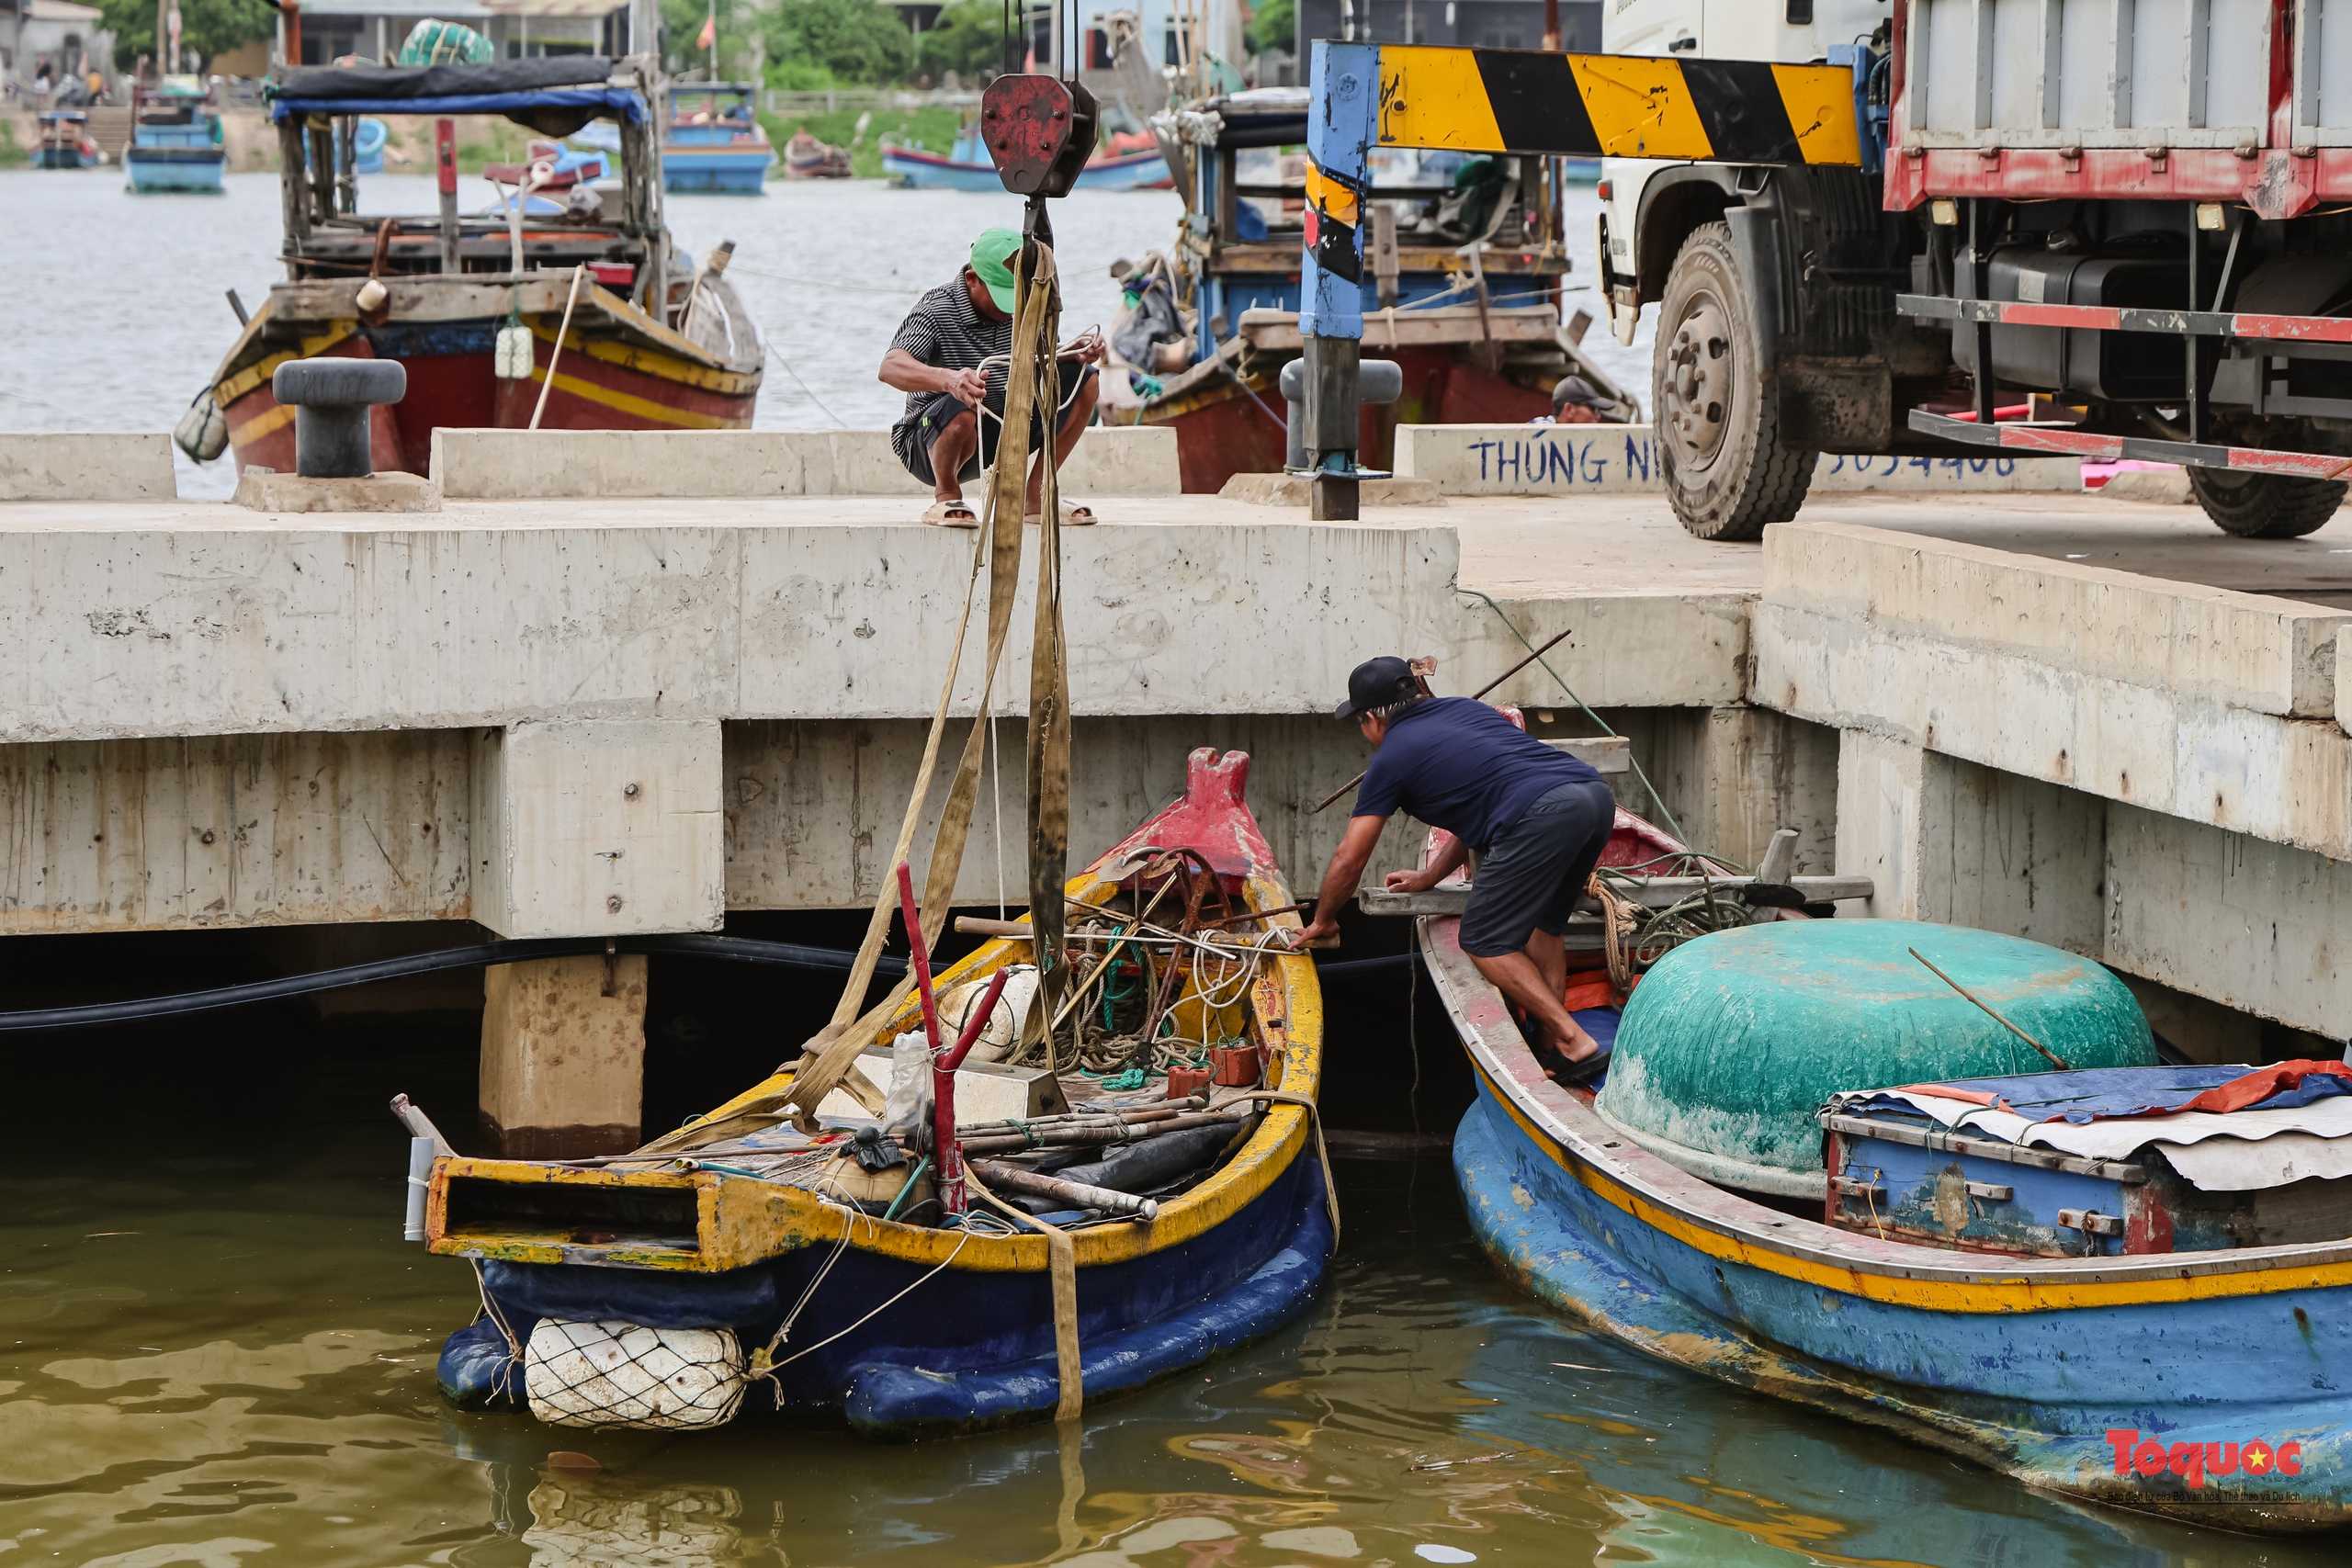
[
  {"x1": 0, "y1": 434, "x2": 176, "y2": 503},
  {"x1": 474, "y1": 720, "x2": 724, "y2": 941},
  {"x1": 427, "y1": 426, "x2": 1182, "y2": 501},
  {"x1": 479, "y1": 952, "x2": 648, "y2": 1157}
]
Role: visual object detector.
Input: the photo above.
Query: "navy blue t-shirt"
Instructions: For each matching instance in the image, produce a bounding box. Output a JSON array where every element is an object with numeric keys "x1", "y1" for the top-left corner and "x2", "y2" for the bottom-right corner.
[{"x1": 1354, "y1": 697, "x2": 1602, "y2": 852}]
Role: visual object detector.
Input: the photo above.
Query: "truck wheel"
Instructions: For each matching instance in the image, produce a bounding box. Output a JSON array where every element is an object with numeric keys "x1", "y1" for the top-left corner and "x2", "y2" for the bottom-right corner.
[
  {"x1": 1654, "y1": 221, "x2": 1816, "y2": 542},
  {"x1": 2187, "y1": 468, "x2": 2346, "y2": 539}
]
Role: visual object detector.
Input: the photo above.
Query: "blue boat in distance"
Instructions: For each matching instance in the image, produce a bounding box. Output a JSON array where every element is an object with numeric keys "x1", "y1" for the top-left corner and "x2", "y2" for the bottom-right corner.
[
  {"x1": 35, "y1": 110, "x2": 98, "y2": 169},
  {"x1": 883, "y1": 120, "x2": 1170, "y2": 192},
  {"x1": 663, "y1": 83, "x2": 774, "y2": 193},
  {"x1": 124, "y1": 75, "x2": 227, "y2": 193}
]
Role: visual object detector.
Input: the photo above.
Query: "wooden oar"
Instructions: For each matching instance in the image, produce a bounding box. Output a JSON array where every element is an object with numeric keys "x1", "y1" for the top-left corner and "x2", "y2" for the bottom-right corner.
[
  {"x1": 1908, "y1": 947, "x2": 2074, "y2": 1072},
  {"x1": 1312, "y1": 627, "x2": 1577, "y2": 812}
]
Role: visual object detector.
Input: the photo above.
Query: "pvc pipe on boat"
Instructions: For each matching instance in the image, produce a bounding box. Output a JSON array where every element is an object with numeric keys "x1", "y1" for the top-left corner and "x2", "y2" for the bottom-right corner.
[
  {"x1": 402, "y1": 1134, "x2": 436, "y2": 1241},
  {"x1": 967, "y1": 1158, "x2": 1159, "y2": 1221}
]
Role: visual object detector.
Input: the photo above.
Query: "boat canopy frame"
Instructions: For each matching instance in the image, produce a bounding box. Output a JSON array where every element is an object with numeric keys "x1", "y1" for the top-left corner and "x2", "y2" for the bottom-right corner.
[{"x1": 263, "y1": 55, "x2": 667, "y2": 306}]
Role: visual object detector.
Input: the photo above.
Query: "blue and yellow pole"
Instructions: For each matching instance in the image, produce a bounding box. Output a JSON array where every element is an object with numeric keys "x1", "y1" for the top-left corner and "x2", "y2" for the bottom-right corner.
[{"x1": 1299, "y1": 40, "x2": 1377, "y2": 520}]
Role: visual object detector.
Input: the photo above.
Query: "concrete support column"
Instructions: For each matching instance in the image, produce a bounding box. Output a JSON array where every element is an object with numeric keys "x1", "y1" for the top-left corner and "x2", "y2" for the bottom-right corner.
[
  {"x1": 480, "y1": 953, "x2": 650, "y2": 1159},
  {"x1": 1679, "y1": 705, "x2": 1840, "y2": 873},
  {"x1": 472, "y1": 718, "x2": 721, "y2": 1156},
  {"x1": 1833, "y1": 728, "x2": 1928, "y2": 919}
]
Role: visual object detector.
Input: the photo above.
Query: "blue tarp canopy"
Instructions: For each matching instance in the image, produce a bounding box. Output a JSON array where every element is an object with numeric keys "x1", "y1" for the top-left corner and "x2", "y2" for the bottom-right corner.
[{"x1": 269, "y1": 87, "x2": 644, "y2": 123}]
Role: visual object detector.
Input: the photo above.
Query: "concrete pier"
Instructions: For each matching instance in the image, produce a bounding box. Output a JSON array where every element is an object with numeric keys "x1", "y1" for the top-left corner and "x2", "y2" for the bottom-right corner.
[{"x1": 8, "y1": 425, "x2": 2352, "y2": 1142}]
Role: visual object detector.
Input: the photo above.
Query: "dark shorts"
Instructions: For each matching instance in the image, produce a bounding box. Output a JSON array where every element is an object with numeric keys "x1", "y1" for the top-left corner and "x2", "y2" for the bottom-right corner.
[
  {"x1": 1457, "y1": 777, "x2": 1618, "y2": 959},
  {"x1": 899, "y1": 363, "x2": 1096, "y2": 489}
]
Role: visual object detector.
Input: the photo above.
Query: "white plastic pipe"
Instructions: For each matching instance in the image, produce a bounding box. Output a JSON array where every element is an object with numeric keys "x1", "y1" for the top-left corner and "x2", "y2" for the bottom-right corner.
[{"x1": 403, "y1": 1135, "x2": 437, "y2": 1241}]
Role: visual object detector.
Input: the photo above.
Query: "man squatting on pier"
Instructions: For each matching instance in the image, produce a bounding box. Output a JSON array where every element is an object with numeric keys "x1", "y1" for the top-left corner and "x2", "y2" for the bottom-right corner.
[
  {"x1": 1292, "y1": 659, "x2": 1618, "y2": 1079},
  {"x1": 879, "y1": 226, "x2": 1104, "y2": 527}
]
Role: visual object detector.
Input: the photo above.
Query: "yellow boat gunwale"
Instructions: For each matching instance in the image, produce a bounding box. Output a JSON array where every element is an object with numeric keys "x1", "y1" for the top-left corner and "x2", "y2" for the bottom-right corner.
[{"x1": 428, "y1": 793, "x2": 1324, "y2": 1275}]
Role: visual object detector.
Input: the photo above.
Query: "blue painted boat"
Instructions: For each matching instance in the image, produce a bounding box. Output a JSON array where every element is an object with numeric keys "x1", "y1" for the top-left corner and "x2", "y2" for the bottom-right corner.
[
  {"x1": 352, "y1": 116, "x2": 388, "y2": 175},
  {"x1": 34, "y1": 110, "x2": 98, "y2": 169},
  {"x1": 1420, "y1": 860, "x2": 2352, "y2": 1531},
  {"x1": 124, "y1": 75, "x2": 227, "y2": 192},
  {"x1": 883, "y1": 124, "x2": 1171, "y2": 192},
  {"x1": 663, "y1": 83, "x2": 775, "y2": 193},
  {"x1": 426, "y1": 747, "x2": 1331, "y2": 1438}
]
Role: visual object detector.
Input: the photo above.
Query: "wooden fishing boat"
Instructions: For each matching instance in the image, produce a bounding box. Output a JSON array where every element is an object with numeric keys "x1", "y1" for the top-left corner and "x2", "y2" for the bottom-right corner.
[
  {"x1": 782, "y1": 129, "x2": 853, "y2": 179},
  {"x1": 1125, "y1": 88, "x2": 1629, "y2": 492},
  {"x1": 177, "y1": 57, "x2": 762, "y2": 477},
  {"x1": 424, "y1": 747, "x2": 1331, "y2": 1439},
  {"x1": 663, "y1": 83, "x2": 774, "y2": 193},
  {"x1": 123, "y1": 76, "x2": 226, "y2": 193},
  {"x1": 1416, "y1": 807, "x2": 2352, "y2": 1530},
  {"x1": 881, "y1": 121, "x2": 1171, "y2": 192},
  {"x1": 34, "y1": 110, "x2": 98, "y2": 169}
]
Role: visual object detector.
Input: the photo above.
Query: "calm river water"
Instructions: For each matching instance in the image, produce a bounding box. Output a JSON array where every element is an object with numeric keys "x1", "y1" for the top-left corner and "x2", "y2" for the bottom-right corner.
[
  {"x1": 0, "y1": 169, "x2": 2309, "y2": 1568},
  {"x1": 0, "y1": 976, "x2": 2331, "y2": 1568}
]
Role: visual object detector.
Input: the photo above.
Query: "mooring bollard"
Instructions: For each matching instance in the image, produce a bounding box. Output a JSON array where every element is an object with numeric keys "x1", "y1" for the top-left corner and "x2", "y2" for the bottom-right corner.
[
  {"x1": 1279, "y1": 356, "x2": 1403, "y2": 475},
  {"x1": 272, "y1": 358, "x2": 406, "y2": 479}
]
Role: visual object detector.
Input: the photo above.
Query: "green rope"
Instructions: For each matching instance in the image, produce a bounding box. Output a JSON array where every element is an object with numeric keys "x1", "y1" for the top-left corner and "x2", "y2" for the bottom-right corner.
[{"x1": 1459, "y1": 588, "x2": 1693, "y2": 850}]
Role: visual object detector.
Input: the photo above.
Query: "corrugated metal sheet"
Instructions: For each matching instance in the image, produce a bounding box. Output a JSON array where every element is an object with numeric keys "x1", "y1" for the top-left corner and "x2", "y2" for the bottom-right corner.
[{"x1": 1906, "y1": 0, "x2": 2276, "y2": 148}]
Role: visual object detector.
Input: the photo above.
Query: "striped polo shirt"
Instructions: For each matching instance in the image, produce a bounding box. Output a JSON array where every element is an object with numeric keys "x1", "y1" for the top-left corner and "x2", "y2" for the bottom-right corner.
[{"x1": 889, "y1": 269, "x2": 1012, "y2": 467}]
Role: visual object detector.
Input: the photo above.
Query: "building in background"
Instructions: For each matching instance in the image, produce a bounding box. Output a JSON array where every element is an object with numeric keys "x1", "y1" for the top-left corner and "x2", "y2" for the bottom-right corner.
[
  {"x1": 4, "y1": 0, "x2": 117, "y2": 99},
  {"x1": 1292, "y1": 0, "x2": 1598, "y2": 52}
]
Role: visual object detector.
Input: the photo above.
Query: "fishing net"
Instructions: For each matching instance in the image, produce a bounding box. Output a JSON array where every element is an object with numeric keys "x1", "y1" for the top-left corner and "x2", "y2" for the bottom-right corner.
[
  {"x1": 397, "y1": 18, "x2": 494, "y2": 65},
  {"x1": 523, "y1": 1318, "x2": 748, "y2": 1429}
]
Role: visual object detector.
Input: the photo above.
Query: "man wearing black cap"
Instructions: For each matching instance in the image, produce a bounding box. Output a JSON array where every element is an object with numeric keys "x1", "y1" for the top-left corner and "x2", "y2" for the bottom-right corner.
[{"x1": 1292, "y1": 657, "x2": 1619, "y2": 1077}]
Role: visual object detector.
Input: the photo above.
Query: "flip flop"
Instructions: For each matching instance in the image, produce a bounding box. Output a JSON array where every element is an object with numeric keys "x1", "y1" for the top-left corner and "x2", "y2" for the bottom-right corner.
[
  {"x1": 1023, "y1": 501, "x2": 1098, "y2": 526},
  {"x1": 921, "y1": 500, "x2": 979, "y2": 528},
  {"x1": 1552, "y1": 1048, "x2": 1611, "y2": 1088}
]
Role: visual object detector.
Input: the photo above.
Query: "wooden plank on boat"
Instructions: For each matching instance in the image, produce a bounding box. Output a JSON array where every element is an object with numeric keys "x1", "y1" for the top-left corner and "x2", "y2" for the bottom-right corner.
[
  {"x1": 1820, "y1": 1112, "x2": 2149, "y2": 1184},
  {"x1": 1237, "y1": 304, "x2": 1560, "y2": 352},
  {"x1": 1362, "y1": 873, "x2": 1873, "y2": 917}
]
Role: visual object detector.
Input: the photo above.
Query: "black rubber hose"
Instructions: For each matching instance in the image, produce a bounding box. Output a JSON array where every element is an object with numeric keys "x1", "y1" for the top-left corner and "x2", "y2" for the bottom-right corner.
[
  {"x1": 0, "y1": 933, "x2": 909, "y2": 1032},
  {"x1": 0, "y1": 934, "x2": 1414, "y2": 1033}
]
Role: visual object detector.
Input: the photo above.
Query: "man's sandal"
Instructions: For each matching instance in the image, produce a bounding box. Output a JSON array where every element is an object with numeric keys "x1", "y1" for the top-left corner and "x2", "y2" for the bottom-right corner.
[
  {"x1": 921, "y1": 500, "x2": 979, "y2": 528},
  {"x1": 1023, "y1": 501, "x2": 1097, "y2": 526}
]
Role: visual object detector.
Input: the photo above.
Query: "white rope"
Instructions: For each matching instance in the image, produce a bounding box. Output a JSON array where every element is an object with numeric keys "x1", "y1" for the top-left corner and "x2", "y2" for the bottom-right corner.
[
  {"x1": 761, "y1": 1228, "x2": 973, "y2": 1375},
  {"x1": 991, "y1": 712, "x2": 1006, "y2": 921},
  {"x1": 468, "y1": 1257, "x2": 528, "y2": 1404}
]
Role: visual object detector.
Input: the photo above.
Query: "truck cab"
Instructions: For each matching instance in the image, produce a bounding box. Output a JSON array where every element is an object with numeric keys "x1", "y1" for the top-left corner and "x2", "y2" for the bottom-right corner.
[{"x1": 1597, "y1": 1, "x2": 1933, "y2": 539}]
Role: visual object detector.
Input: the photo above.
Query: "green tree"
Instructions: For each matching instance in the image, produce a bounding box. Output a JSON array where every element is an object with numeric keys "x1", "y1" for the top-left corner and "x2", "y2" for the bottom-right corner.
[
  {"x1": 661, "y1": 0, "x2": 765, "y2": 78},
  {"x1": 915, "y1": 0, "x2": 1011, "y2": 83},
  {"x1": 98, "y1": 0, "x2": 277, "y2": 69},
  {"x1": 1244, "y1": 0, "x2": 1293, "y2": 56},
  {"x1": 764, "y1": 0, "x2": 913, "y2": 86}
]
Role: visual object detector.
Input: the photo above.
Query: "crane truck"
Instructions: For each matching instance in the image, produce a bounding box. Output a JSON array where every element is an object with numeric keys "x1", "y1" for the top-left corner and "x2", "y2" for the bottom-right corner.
[{"x1": 1295, "y1": 1, "x2": 2352, "y2": 541}]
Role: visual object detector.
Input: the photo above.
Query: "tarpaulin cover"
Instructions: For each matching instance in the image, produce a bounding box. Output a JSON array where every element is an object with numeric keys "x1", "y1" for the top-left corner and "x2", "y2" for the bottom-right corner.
[
  {"x1": 272, "y1": 57, "x2": 613, "y2": 101},
  {"x1": 269, "y1": 88, "x2": 646, "y2": 125},
  {"x1": 1824, "y1": 1062, "x2": 2352, "y2": 1192},
  {"x1": 1840, "y1": 1061, "x2": 2352, "y2": 1124}
]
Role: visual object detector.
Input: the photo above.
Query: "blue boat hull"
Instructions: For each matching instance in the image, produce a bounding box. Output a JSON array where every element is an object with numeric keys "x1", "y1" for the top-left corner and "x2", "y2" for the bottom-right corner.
[
  {"x1": 1454, "y1": 1069, "x2": 2352, "y2": 1530},
  {"x1": 883, "y1": 146, "x2": 1170, "y2": 192},
  {"x1": 125, "y1": 147, "x2": 225, "y2": 192},
  {"x1": 664, "y1": 149, "x2": 772, "y2": 193},
  {"x1": 442, "y1": 1153, "x2": 1331, "y2": 1438}
]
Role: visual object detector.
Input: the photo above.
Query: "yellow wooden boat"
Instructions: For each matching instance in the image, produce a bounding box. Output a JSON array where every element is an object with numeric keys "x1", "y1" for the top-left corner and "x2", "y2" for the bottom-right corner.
[{"x1": 425, "y1": 747, "x2": 1331, "y2": 1438}]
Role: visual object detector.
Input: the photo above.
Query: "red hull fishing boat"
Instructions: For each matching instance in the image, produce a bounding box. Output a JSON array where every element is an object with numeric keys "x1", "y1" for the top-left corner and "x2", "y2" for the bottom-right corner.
[
  {"x1": 1109, "y1": 89, "x2": 1632, "y2": 492},
  {"x1": 175, "y1": 56, "x2": 762, "y2": 478}
]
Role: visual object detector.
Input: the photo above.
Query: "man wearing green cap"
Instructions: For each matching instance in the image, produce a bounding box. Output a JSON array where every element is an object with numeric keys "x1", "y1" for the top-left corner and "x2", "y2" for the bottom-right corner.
[{"x1": 880, "y1": 227, "x2": 1102, "y2": 525}]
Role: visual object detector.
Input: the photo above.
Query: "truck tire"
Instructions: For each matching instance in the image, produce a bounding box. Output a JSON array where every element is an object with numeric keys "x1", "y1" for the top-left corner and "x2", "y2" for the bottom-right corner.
[
  {"x1": 2187, "y1": 468, "x2": 2346, "y2": 539},
  {"x1": 1654, "y1": 221, "x2": 1816, "y2": 542}
]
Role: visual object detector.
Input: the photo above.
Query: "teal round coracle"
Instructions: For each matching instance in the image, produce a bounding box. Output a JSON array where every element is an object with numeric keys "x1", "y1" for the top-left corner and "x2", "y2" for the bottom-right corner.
[{"x1": 1593, "y1": 920, "x2": 2154, "y2": 1193}]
